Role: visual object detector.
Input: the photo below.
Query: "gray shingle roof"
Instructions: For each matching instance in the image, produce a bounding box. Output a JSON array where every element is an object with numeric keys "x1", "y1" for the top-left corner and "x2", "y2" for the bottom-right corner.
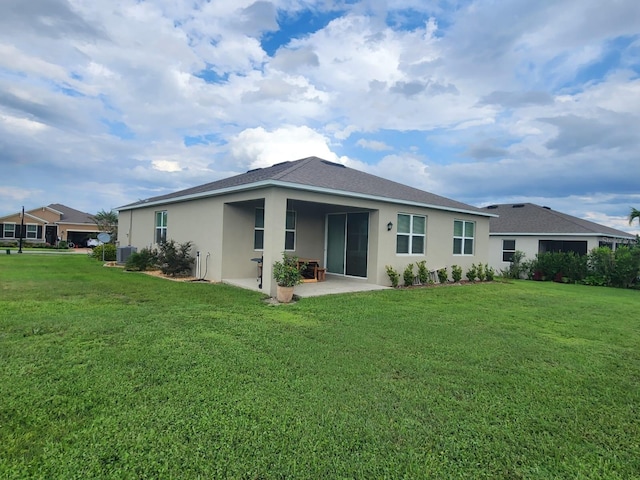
[
  {"x1": 483, "y1": 203, "x2": 635, "y2": 239},
  {"x1": 48, "y1": 203, "x2": 96, "y2": 224},
  {"x1": 120, "y1": 156, "x2": 489, "y2": 215}
]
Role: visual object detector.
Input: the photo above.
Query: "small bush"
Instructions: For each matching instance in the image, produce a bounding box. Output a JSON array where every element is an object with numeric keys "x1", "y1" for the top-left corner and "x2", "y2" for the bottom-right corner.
[
  {"x1": 91, "y1": 244, "x2": 117, "y2": 261},
  {"x1": 451, "y1": 265, "x2": 462, "y2": 282},
  {"x1": 57, "y1": 241, "x2": 69, "y2": 249},
  {"x1": 485, "y1": 264, "x2": 495, "y2": 281},
  {"x1": 385, "y1": 265, "x2": 400, "y2": 288},
  {"x1": 157, "y1": 240, "x2": 195, "y2": 277},
  {"x1": 125, "y1": 247, "x2": 158, "y2": 272},
  {"x1": 476, "y1": 263, "x2": 486, "y2": 281},
  {"x1": 503, "y1": 250, "x2": 527, "y2": 279},
  {"x1": 466, "y1": 264, "x2": 477, "y2": 282},
  {"x1": 437, "y1": 267, "x2": 448, "y2": 284},
  {"x1": 416, "y1": 260, "x2": 430, "y2": 284},
  {"x1": 403, "y1": 263, "x2": 415, "y2": 287}
]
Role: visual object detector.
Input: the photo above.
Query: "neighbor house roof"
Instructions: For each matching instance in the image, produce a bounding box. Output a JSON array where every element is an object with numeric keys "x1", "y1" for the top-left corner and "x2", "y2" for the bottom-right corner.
[
  {"x1": 483, "y1": 203, "x2": 635, "y2": 239},
  {"x1": 0, "y1": 204, "x2": 96, "y2": 225},
  {"x1": 47, "y1": 203, "x2": 96, "y2": 225},
  {"x1": 120, "y1": 156, "x2": 492, "y2": 217}
]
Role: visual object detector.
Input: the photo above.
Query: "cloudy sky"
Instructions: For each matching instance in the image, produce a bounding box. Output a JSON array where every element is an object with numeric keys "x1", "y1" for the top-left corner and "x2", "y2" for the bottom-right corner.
[{"x1": 1, "y1": 0, "x2": 639, "y2": 234}]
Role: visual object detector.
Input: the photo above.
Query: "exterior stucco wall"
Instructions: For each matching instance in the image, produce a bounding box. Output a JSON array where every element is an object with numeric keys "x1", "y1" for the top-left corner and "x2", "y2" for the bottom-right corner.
[
  {"x1": 488, "y1": 235, "x2": 602, "y2": 273},
  {"x1": 373, "y1": 204, "x2": 490, "y2": 284},
  {"x1": 120, "y1": 186, "x2": 491, "y2": 291},
  {"x1": 26, "y1": 208, "x2": 61, "y2": 223}
]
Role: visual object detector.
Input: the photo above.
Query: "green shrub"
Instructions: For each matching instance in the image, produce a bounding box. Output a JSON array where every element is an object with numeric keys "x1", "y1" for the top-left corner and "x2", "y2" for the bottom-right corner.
[
  {"x1": 451, "y1": 265, "x2": 462, "y2": 282},
  {"x1": 466, "y1": 264, "x2": 477, "y2": 282},
  {"x1": 416, "y1": 260, "x2": 430, "y2": 284},
  {"x1": 272, "y1": 253, "x2": 305, "y2": 287},
  {"x1": 437, "y1": 267, "x2": 448, "y2": 284},
  {"x1": 403, "y1": 263, "x2": 415, "y2": 287},
  {"x1": 385, "y1": 265, "x2": 400, "y2": 288},
  {"x1": 157, "y1": 240, "x2": 195, "y2": 277},
  {"x1": 91, "y1": 244, "x2": 116, "y2": 261},
  {"x1": 485, "y1": 264, "x2": 495, "y2": 281},
  {"x1": 476, "y1": 263, "x2": 485, "y2": 281},
  {"x1": 502, "y1": 250, "x2": 527, "y2": 279},
  {"x1": 610, "y1": 246, "x2": 640, "y2": 288},
  {"x1": 125, "y1": 247, "x2": 158, "y2": 272},
  {"x1": 57, "y1": 241, "x2": 68, "y2": 249}
]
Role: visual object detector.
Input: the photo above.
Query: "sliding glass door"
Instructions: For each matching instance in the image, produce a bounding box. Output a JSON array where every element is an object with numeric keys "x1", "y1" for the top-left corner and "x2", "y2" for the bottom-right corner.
[{"x1": 326, "y1": 212, "x2": 369, "y2": 278}]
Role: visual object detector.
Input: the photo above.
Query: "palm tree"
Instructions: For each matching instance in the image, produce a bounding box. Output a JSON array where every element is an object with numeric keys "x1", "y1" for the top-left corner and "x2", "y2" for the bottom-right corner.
[
  {"x1": 92, "y1": 209, "x2": 118, "y2": 239},
  {"x1": 629, "y1": 207, "x2": 640, "y2": 226}
]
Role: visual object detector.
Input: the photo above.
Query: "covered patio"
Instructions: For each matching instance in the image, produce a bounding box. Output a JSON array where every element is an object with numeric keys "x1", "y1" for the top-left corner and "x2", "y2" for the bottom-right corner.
[{"x1": 224, "y1": 274, "x2": 389, "y2": 298}]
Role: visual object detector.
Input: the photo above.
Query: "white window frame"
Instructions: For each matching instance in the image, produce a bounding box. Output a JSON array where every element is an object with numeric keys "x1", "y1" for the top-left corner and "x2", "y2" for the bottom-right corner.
[
  {"x1": 26, "y1": 224, "x2": 38, "y2": 239},
  {"x1": 3, "y1": 223, "x2": 15, "y2": 238},
  {"x1": 453, "y1": 220, "x2": 475, "y2": 255},
  {"x1": 284, "y1": 210, "x2": 296, "y2": 251},
  {"x1": 155, "y1": 211, "x2": 167, "y2": 244},
  {"x1": 254, "y1": 208, "x2": 264, "y2": 251},
  {"x1": 396, "y1": 213, "x2": 426, "y2": 255},
  {"x1": 502, "y1": 239, "x2": 516, "y2": 262}
]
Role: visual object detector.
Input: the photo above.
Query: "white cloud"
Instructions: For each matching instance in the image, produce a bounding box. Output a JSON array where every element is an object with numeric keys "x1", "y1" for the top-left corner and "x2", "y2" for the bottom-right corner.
[
  {"x1": 0, "y1": 113, "x2": 49, "y2": 132},
  {"x1": 0, "y1": 0, "x2": 639, "y2": 235},
  {"x1": 356, "y1": 139, "x2": 392, "y2": 151},
  {"x1": 152, "y1": 160, "x2": 182, "y2": 172},
  {"x1": 228, "y1": 125, "x2": 341, "y2": 169}
]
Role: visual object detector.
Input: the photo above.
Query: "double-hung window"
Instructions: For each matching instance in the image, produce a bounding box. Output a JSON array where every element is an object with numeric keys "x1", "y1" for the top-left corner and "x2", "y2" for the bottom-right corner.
[
  {"x1": 3, "y1": 223, "x2": 15, "y2": 238},
  {"x1": 285, "y1": 210, "x2": 296, "y2": 251},
  {"x1": 26, "y1": 224, "x2": 38, "y2": 239},
  {"x1": 396, "y1": 213, "x2": 426, "y2": 254},
  {"x1": 502, "y1": 239, "x2": 516, "y2": 262},
  {"x1": 254, "y1": 208, "x2": 297, "y2": 251},
  {"x1": 155, "y1": 210, "x2": 167, "y2": 244},
  {"x1": 254, "y1": 208, "x2": 264, "y2": 250},
  {"x1": 453, "y1": 220, "x2": 475, "y2": 255}
]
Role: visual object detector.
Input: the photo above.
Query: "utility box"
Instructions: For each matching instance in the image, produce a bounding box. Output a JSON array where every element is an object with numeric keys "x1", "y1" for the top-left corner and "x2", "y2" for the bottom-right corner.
[{"x1": 117, "y1": 246, "x2": 137, "y2": 264}]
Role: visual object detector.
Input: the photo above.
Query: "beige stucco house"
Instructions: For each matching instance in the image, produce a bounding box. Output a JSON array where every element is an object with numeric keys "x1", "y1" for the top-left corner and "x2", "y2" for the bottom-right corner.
[
  {"x1": 118, "y1": 157, "x2": 494, "y2": 296},
  {"x1": 482, "y1": 203, "x2": 636, "y2": 272},
  {"x1": 0, "y1": 203, "x2": 100, "y2": 246}
]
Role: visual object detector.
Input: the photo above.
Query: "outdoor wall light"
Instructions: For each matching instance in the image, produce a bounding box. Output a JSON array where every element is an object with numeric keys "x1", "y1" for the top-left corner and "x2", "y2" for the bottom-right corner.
[{"x1": 387, "y1": 221, "x2": 393, "y2": 231}]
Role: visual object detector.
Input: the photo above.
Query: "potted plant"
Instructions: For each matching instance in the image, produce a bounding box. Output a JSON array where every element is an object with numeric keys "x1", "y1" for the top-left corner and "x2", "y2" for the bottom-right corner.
[{"x1": 272, "y1": 253, "x2": 306, "y2": 303}]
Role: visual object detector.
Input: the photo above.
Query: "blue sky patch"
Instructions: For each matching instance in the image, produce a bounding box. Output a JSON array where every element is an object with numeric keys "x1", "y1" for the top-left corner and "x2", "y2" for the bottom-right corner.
[
  {"x1": 102, "y1": 119, "x2": 135, "y2": 140},
  {"x1": 261, "y1": 8, "x2": 345, "y2": 56}
]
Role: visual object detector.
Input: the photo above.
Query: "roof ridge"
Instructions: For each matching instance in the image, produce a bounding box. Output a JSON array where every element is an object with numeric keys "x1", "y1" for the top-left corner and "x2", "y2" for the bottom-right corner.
[
  {"x1": 538, "y1": 204, "x2": 609, "y2": 234},
  {"x1": 271, "y1": 157, "x2": 317, "y2": 180}
]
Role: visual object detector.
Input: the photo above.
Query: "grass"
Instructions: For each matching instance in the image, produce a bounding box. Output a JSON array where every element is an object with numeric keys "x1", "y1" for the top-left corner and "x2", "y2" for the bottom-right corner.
[{"x1": 1, "y1": 255, "x2": 639, "y2": 479}]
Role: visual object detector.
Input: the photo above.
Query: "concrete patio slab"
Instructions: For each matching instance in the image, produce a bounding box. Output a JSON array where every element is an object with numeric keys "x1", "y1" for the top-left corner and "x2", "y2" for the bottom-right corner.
[{"x1": 224, "y1": 274, "x2": 389, "y2": 298}]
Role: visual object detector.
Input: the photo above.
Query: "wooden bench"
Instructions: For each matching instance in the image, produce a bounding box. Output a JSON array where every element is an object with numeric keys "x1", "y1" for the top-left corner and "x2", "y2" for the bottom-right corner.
[{"x1": 297, "y1": 259, "x2": 326, "y2": 282}]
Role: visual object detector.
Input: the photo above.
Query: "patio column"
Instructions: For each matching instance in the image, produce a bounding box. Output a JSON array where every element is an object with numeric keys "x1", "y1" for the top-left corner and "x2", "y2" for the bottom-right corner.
[{"x1": 261, "y1": 189, "x2": 288, "y2": 297}]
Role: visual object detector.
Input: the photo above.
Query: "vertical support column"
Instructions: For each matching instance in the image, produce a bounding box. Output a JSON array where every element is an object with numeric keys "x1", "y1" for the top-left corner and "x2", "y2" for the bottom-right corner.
[{"x1": 261, "y1": 189, "x2": 288, "y2": 297}]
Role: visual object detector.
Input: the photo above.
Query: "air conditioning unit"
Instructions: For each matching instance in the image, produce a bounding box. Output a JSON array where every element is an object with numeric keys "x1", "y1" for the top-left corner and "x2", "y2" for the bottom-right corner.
[{"x1": 117, "y1": 246, "x2": 137, "y2": 264}]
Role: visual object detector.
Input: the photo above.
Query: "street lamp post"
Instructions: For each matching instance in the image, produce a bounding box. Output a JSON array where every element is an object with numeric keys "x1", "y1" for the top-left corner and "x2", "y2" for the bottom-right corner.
[{"x1": 18, "y1": 206, "x2": 24, "y2": 254}]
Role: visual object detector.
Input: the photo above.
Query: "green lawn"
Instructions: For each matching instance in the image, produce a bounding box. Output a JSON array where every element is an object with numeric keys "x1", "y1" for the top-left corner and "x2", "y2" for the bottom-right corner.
[{"x1": 1, "y1": 255, "x2": 639, "y2": 479}]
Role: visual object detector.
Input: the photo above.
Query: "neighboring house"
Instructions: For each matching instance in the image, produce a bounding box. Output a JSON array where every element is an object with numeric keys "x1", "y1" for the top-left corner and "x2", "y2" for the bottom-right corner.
[
  {"x1": 482, "y1": 203, "x2": 636, "y2": 271},
  {"x1": 118, "y1": 156, "x2": 494, "y2": 295},
  {"x1": 0, "y1": 203, "x2": 100, "y2": 246}
]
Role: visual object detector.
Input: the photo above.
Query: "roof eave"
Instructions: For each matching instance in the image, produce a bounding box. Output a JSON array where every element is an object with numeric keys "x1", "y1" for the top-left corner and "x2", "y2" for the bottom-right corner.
[
  {"x1": 490, "y1": 232, "x2": 636, "y2": 239},
  {"x1": 118, "y1": 180, "x2": 495, "y2": 218}
]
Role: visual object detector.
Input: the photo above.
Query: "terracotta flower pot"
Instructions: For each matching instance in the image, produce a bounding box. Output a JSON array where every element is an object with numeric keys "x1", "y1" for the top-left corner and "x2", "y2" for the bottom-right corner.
[{"x1": 276, "y1": 285, "x2": 294, "y2": 303}]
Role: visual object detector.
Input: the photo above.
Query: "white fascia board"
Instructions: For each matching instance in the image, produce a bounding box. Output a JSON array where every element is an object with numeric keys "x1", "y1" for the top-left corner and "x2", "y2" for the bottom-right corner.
[
  {"x1": 118, "y1": 180, "x2": 496, "y2": 218},
  {"x1": 490, "y1": 232, "x2": 636, "y2": 240},
  {"x1": 24, "y1": 212, "x2": 48, "y2": 223},
  {"x1": 42, "y1": 206, "x2": 64, "y2": 215},
  {"x1": 0, "y1": 212, "x2": 47, "y2": 223},
  {"x1": 56, "y1": 221, "x2": 97, "y2": 226}
]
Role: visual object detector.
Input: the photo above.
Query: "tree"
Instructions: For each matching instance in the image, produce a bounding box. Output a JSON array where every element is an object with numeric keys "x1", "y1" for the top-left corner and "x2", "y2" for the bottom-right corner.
[
  {"x1": 629, "y1": 207, "x2": 640, "y2": 226},
  {"x1": 93, "y1": 209, "x2": 118, "y2": 240}
]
